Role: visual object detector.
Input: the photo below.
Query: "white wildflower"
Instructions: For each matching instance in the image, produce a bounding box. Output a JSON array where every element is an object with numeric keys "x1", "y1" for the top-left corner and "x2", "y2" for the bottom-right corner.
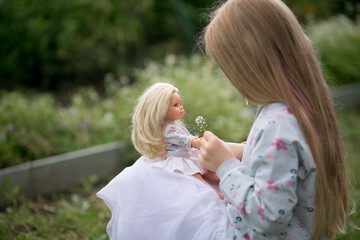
[{"x1": 195, "y1": 116, "x2": 208, "y2": 134}]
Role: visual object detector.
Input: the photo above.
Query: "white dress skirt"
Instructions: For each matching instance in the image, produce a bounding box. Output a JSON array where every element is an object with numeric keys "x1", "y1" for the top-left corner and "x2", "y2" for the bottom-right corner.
[
  {"x1": 143, "y1": 151, "x2": 204, "y2": 176},
  {"x1": 96, "y1": 156, "x2": 227, "y2": 240}
]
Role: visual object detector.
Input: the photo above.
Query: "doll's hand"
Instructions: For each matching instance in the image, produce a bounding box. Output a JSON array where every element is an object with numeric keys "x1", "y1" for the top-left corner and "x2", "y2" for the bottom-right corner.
[
  {"x1": 191, "y1": 138, "x2": 202, "y2": 149},
  {"x1": 199, "y1": 131, "x2": 235, "y2": 172}
]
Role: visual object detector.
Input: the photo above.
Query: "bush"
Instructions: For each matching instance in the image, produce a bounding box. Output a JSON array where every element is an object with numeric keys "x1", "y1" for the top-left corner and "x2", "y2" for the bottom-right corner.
[
  {"x1": 0, "y1": 0, "x2": 202, "y2": 91},
  {"x1": 307, "y1": 15, "x2": 360, "y2": 86},
  {"x1": 2, "y1": 0, "x2": 357, "y2": 92},
  {"x1": 0, "y1": 78, "x2": 143, "y2": 168},
  {"x1": 0, "y1": 0, "x2": 147, "y2": 90},
  {"x1": 0, "y1": 55, "x2": 253, "y2": 168},
  {"x1": 285, "y1": 0, "x2": 360, "y2": 21}
]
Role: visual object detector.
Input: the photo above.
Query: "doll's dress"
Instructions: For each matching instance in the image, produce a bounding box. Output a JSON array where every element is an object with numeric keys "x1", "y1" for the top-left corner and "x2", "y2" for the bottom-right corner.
[
  {"x1": 144, "y1": 121, "x2": 204, "y2": 176},
  {"x1": 96, "y1": 156, "x2": 227, "y2": 240}
]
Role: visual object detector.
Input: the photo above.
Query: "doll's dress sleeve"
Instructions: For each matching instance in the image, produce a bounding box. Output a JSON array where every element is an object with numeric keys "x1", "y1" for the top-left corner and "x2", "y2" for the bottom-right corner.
[
  {"x1": 96, "y1": 156, "x2": 227, "y2": 240},
  {"x1": 144, "y1": 121, "x2": 204, "y2": 175}
]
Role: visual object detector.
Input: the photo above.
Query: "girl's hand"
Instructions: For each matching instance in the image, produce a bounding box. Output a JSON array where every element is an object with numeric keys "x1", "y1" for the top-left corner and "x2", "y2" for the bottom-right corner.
[
  {"x1": 227, "y1": 142, "x2": 245, "y2": 160},
  {"x1": 199, "y1": 131, "x2": 235, "y2": 172}
]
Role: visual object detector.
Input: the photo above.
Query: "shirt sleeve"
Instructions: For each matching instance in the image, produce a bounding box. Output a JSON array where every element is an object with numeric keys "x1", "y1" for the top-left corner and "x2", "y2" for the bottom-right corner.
[
  {"x1": 164, "y1": 123, "x2": 195, "y2": 148},
  {"x1": 216, "y1": 123, "x2": 301, "y2": 234}
]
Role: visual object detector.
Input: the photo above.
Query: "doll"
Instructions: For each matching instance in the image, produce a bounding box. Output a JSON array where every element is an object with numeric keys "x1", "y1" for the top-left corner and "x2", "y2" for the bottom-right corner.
[
  {"x1": 131, "y1": 82, "x2": 224, "y2": 199},
  {"x1": 96, "y1": 82, "x2": 244, "y2": 239}
]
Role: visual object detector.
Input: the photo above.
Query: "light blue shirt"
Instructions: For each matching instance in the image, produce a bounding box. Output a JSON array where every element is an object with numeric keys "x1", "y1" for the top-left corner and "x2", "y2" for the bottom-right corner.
[{"x1": 217, "y1": 102, "x2": 317, "y2": 240}]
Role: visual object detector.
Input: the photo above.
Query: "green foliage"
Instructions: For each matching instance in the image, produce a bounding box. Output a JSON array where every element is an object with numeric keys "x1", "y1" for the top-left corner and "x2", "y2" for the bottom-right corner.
[
  {"x1": 0, "y1": 0, "x2": 215, "y2": 91},
  {"x1": 337, "y1": 110, "x2": 360, "y2": 239},
  {"x1": 0, "y1": 174, "x2": 111, "y2": 239},
  {"x1": 1, "y1": 0, "x2": 357, "y2": 91},
  {"x1": 1, "y1": 179, "x2": 24, "y2": 207},
  {"x1": 285, "y1": 0, "x2": 360, "y2": 22},
  {"x1": 0, "y1": 192, "x2": 110, "y2": 239},
  {"x1": 0, "y1": 87, "x2": 134, "y2": 168},
  {"x1": 307, "y1": 15, "x2": 360, "y2": 86},
  {"x1": 0, "y1": 0, "x2": 162, "y2": 90},
  {"x1": 0, "y1": 0, "x2": 133, "y2": 89},
  {"x1": 0, "y1": 92, "x2": 60, "y2": 167}
]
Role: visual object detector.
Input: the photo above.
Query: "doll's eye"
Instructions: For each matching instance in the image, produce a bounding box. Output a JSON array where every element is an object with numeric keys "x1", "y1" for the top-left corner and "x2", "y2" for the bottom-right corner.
[{"x1": 174, "y1": 103, "x2": 178, "y2": 107}]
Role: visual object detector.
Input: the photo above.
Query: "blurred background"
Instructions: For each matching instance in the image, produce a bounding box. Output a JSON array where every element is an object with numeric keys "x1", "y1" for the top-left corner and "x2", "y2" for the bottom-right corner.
[{"x1": 0, "y1": 0, "x2": 360, "y2": 239}]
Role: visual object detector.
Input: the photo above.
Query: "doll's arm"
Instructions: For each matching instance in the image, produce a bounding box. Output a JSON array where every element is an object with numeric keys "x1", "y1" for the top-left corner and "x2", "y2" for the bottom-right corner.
[
  {"x1": 226, "y1": 142, "x2": 246, "y2": 160},
  {"x1": 191, "y1": 138, "x2": 202, "y2": 149},
  {"x1": 193, "y1": 173, "x2": 224, "y2": 200},
  {"x1": 164, "y1": 124, "x2": 194, "y2": 148}
]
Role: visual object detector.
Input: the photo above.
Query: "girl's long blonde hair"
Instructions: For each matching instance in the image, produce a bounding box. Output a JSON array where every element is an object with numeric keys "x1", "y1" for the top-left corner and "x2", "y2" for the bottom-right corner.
[
  {"x1": 203, "y1": 0, "x2": 349, "y2": 238},
  {"x1": 131, "y1": 82, "x2": 179, "y2": 159}
]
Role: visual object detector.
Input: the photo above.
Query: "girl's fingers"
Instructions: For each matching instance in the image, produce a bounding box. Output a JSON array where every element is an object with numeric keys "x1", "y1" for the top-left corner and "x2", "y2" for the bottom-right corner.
[
  {"x1": 203, "y1": 131, "x2": 215, "y2": 141},
  {"x1": 199, "y1": 146, "x2": 207, "y2": 160},
  {"x1": 200, "y1": 130, "x2": 235, "y2": 171},
  {"x1": 201, "y1": 136, "x2": 211, "y2": 151},
  {"x1": 203, "y1": 131, "x2": 220, "y2": 149}
]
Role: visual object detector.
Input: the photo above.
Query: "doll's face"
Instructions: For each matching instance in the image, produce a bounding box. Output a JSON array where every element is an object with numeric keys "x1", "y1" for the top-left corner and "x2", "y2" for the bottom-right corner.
[{"x1": 166, "y1": 92, "x2": 184, "y2": 121}]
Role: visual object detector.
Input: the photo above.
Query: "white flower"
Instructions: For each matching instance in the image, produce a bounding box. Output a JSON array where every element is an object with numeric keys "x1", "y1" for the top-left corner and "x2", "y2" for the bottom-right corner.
[{"x1": 195, "y1": 116, "x2": 208, "y2": 134}]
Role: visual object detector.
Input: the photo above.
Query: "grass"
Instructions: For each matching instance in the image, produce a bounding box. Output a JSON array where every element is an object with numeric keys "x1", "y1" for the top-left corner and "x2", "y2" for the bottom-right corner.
[
  {"x1": 337, "y1": 110, "x2": 360, "y2": 239},
  {"x1": 0, "y1": 109, "x2": 359, "y2": 239},
  {"x1": 0, "y1": 179, "x2": 111, "y2": 240}
]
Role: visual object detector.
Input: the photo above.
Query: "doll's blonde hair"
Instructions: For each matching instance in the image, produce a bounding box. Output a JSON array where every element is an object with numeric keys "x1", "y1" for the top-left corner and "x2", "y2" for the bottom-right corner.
[
  {"x1": 131, "y1": 82, "x2": 179, "y2": 159},
  {"x1": 203, "y1": 0, "x2": 349, "y2": 238}
]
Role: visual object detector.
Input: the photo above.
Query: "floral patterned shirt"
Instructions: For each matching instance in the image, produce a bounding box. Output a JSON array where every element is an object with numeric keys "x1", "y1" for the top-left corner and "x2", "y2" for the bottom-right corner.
[{"x1": 217, "y1": 102, "x2": 318, "y2": 240}]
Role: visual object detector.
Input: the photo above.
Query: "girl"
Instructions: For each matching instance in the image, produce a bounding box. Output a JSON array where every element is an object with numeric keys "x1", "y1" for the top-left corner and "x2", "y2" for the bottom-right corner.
[
  {"x1": 199, "y1": 0, "x2": 350, "y2": 239},
  {"x1": 97, "y1": 82, "x2": 227, "y2": 239}
]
